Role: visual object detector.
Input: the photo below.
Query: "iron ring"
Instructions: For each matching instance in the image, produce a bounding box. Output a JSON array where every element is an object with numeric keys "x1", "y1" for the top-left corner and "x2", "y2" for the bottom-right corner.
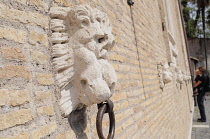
[{"x1": 96, "y1": 100, "x2": 115, "y2": 139}]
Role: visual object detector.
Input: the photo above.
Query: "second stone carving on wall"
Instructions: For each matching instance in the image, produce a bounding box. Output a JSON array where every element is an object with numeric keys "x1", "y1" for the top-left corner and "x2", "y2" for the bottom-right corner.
[
  {"x1": 157, "y1": 62, "x2": 173, "y2": 89},
  {"x1": 157, "y1": 61, "x2": 191, "y2": 89}
]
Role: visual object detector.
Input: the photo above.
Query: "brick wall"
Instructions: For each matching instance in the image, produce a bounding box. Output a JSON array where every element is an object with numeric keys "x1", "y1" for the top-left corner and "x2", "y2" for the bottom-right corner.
[{"x1": 0, "y1": 0, "x2": 193, "y2": 139}]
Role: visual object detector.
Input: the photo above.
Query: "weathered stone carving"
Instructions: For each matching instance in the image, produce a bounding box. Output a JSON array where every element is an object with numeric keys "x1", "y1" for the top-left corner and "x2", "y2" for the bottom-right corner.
[
  {"x1": 183, "y1": 74, "x2": 191, "y2": 82},
  {"x1": 175, "y1": 67, "x2": 183, "y2": 84},
  {"x1": 187, "y1": 75, "x2": 191, "y2": 81},
  {"x1": 49, "y1": 5, "x2": 117, "y2": 116},
  {"x1": 157, "y1": 62, "x2": 173, "y2": 89},
  {"x1": 183, "y1": 75, "x2": 188, "y2": 82},
  {"x1": 157, "y1": 62, "x2": 165, "y2": 89},
  {"x1": 162, "y1": 63, "x2": 173, "y2": 84}
]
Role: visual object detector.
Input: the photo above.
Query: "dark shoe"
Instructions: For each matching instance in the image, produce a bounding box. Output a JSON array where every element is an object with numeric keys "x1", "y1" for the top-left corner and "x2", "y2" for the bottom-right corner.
[{"x1": 197, "y1": 119, "x2": 206, "y2": 122}]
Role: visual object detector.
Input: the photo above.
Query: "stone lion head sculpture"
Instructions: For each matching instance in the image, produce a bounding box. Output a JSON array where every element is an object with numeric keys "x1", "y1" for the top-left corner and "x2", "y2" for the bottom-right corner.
[
  {"x1": 157, "y1": 62, "x2": 173, "y2": 89},
  {"x1": 175, "y1": 67, "x2": 183, "y2": 84},
  {"x1": 49, "y1": 5, "x2": 117, "y2": 116},
  {"x1": 162, "y1": 63, "x2": 173, "y2": 84}
]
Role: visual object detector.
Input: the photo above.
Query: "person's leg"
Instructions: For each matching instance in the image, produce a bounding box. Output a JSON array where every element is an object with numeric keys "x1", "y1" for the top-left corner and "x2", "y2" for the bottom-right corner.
[
  {"x1": 197, "y1": 94, "x2": 206, "y2": 121},
  {"x1": 197, "y1": 95, "x2": 202, "y2": 118},
  {"x1": 200, "y1": 95, "x2": 206, "y2": 121}
]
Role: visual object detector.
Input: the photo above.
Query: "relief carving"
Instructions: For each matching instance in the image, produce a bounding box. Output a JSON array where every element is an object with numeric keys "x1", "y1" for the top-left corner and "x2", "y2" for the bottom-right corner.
[
  {"x1": 183, "y1": 74, "x2": 191, "y2": 82},
  {"x1": 49, "y1": 5, "x2": 117, "y2": 116},
  {"x1": 157, "y1": 62, "x2": 173, "y2": 89},
  {"x1": 175, "y1": 67, "x2": 183, "y2": 84},
  {"x1": 183, "y1": 75, "x2": 188, "y2": 82}
]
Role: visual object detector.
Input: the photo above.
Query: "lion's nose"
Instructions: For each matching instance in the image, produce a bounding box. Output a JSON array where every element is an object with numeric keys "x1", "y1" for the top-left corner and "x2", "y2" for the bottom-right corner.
[
  {"x1": 80, "y1": 79, "x2": 88, "y2": 89},
  {"x1": 81, "y1": 79, "x2": 94, "y2": 90}
]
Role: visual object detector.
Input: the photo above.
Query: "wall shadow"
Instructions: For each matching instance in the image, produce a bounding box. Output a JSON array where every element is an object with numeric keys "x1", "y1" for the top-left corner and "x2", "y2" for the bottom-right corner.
[{"x1": 68, "y1": 107, "x2": 88, "y2": 139}]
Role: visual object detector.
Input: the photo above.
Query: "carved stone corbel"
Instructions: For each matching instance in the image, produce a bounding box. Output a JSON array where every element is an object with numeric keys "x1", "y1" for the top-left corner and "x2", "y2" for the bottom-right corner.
[
  {"x1": 183, "y1": 74, "x2": 191, "y2": 82},
  {"x1": 175, "y1": 67, "x2": 183, "y2": 84},
  {"x1": 49, "y1": 5, "x2": 117, "y2": 116},
  {"x1": 183, "y1": 75, "x2": 187, "y2": 82},
  {"x1": 157, "y1": 62, "x2": 173, "y2": 89},
  {"x1": 162, "y1": 63, "x2": 173, "y2": 84}
]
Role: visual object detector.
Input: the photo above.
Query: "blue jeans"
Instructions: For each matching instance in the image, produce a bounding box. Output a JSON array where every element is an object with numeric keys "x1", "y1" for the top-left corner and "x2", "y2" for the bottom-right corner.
[{"x1": 197, "y1": 89, "x2": 206, "y2": 121}]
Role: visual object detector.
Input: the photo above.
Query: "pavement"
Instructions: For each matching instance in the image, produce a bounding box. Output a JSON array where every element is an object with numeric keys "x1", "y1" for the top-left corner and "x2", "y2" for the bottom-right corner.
[{"x1": 191, "y1": 93, "x2": 210, "y2": 139}]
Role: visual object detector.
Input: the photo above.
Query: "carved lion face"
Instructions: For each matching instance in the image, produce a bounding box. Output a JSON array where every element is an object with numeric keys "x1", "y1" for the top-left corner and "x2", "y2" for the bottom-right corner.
[
  {"x1": 50, "y1": 5, "x2": 117, "y2": 116},
  {"x1": 68, "y1": 6, "x2": 115, "y2": 59}
]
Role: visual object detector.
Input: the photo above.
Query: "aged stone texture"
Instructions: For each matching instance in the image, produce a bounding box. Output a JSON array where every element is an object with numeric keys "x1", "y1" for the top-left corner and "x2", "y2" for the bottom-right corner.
[
  {"x1": 0, "y1": 89, "x2": 30, "y2": 106},
  {"x1": 15, "y1": 0, "x2": 27, "y2": 4},
  {"x1": 30, "y1": 122, "x2": 57, "y2": 139},
  {"x1": 0, "y1": 66, "x2": 31, "y2": 80},
  {"x1": 29, "y1": 31, "x2": 49, "y2": 47},
  {"x1": 53, "y1": 0, "x2": 72, "y2": 6},
  {"x1": 1, "y1": 47, "x2": 25, "y2": 61},
  {"x1": 37, "y1": 106, "x2": 55, "y2": 116},
  {"x1": 16, "y1": 0, "x2": 48, "y2": 12},
  {"x1": 0, "y1": 27, "x2": 27, "y2": 43},
  {"x1": 0, "y1": 109, "x2": 33, "y2": 130},
  {"x1": 0, "y1": 133, "x2": 29, "y2": 139},
  {"x1": 65, "y1": 130, "x2": 77, "y2": 139},
  {"x1": 49, "y1": 5, "x2": 117, "y2": 115},
  {"x1": 55, "y1": 133, "x2": 65, "y2": 139},
  {"x1": 30, "y1": 0, "x2": 49, "y2": 12},
  {"x1": 0, "y1": 3, "x2": 49, "y2": 29},
  {"x1": 36, "y1": 73, "x2": 54, "y2": 85},
  {"x1": 0, "y1": 90, "x2": 7, "y2": 106},
  {"x1": 34, "y1": 91, "x2": 52, "y2": 101},
  {"x1": 31, "y1": 50, "x2": 48, "y2": 64}
]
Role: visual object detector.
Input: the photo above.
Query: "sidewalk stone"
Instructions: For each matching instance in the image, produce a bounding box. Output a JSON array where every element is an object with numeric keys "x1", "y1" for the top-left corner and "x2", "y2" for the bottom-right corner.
[{"x1": 191, "y1": 93, "x2": 210, "y2": 138}]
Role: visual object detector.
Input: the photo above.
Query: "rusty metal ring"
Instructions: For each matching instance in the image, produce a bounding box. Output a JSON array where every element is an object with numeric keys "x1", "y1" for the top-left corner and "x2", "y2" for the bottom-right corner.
[
  {"x1": 105, "y1": 99, "x2": 114, "y2": 113},
  {"x1": 96, "y1": 100, "x2": 115, "y2": 139}
]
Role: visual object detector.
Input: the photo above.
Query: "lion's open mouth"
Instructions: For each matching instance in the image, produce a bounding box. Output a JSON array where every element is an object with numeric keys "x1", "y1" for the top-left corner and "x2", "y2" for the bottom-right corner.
[
  {"x1": 98, "y1": 35, "x2": 108, "y2": 43},
  {"x1": 98, "y1": 37, "x2": 105, "y2": 43}
]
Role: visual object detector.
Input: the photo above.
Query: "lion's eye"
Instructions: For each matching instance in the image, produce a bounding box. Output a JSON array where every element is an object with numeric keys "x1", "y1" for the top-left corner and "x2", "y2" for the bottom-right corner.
[
  {"x1": 81, "y1": 19, "x2": 89, "y2": 26},
  {"x1": 96, "y1": 17, "x2": 101, "y2": 23}
]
